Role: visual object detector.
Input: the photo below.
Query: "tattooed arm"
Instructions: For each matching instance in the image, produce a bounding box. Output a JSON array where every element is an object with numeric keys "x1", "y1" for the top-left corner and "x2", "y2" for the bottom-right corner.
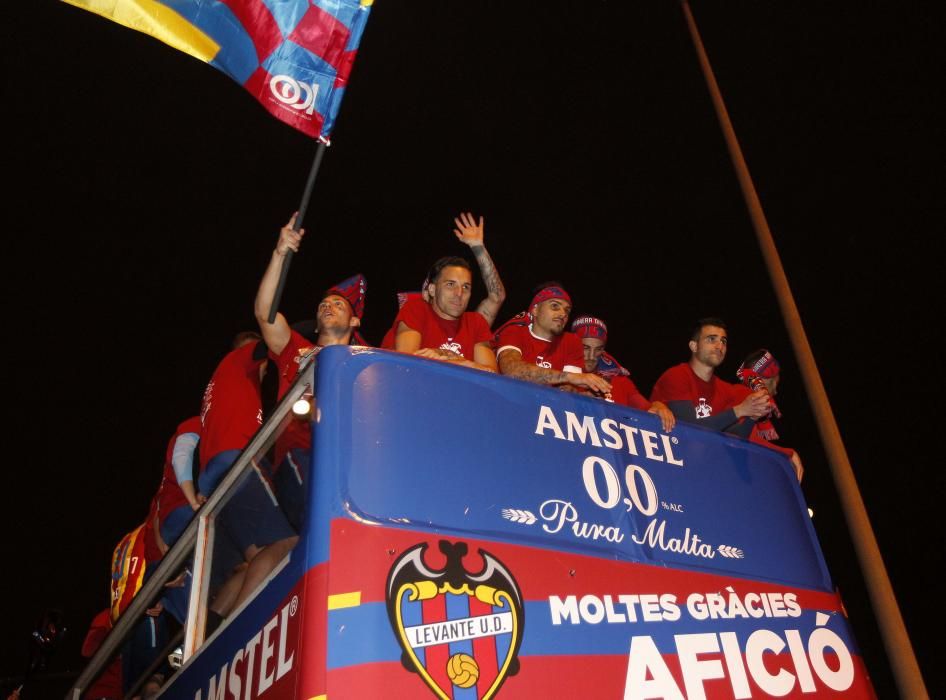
[
  {"x1": 453, "y1": 212, "x2": 506, "y2": 326},
  {"x1": 497, "y1": 349, "x2": 611, "y2": 393}
]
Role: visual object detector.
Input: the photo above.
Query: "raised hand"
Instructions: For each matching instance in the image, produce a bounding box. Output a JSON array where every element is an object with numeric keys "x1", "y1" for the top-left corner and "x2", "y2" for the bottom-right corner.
[
  {"x1": 276, "y1": 213, "x2": 304, "y2": 256},
  {"x1": 453, "y1": 212, "x2": 485, "y2": 248}
]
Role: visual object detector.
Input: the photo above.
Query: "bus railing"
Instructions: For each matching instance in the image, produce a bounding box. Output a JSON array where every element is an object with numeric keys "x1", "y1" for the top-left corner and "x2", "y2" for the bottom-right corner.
[{"x1": 68, "y1": 358, "x2": 316, "y2": 699}]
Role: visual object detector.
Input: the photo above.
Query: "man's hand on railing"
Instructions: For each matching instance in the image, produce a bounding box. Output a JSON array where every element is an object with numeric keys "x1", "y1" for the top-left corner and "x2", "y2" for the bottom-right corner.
[{"x1": 164, "y1": 571, "x2": 188, "y2": 589}]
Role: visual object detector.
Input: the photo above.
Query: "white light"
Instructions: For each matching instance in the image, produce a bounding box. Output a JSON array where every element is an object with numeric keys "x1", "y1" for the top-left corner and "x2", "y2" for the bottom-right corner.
[
  {"x1": 292, "y1": 398, "x2": 311, "y2": 416},
  {"x1": 808, "y1": 508, "x2": 815, "y2": 519}
]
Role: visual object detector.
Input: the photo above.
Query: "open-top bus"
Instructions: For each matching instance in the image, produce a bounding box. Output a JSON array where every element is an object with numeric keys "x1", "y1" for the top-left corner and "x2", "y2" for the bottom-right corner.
[{"x1": 71, "y1": 345, "x2": 874, "y2": 699}]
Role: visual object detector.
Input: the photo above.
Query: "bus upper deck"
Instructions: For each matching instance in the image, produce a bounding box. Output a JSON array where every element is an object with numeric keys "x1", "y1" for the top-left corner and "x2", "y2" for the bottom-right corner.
[{"x1": 71, "y1": 345, "x2": 874, "y2": 699}]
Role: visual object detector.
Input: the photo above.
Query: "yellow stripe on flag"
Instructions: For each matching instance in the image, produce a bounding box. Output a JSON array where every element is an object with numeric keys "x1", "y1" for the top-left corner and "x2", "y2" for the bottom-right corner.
[
  {"x1": 62, "y1": 0, "x2": 220, "y2": 63},
  {"x1": 327, "y1": 591, "x2": 361, "y2": 610},
  {"x1": 308, "y1": 695, "x2": 327, "y2": 700}
]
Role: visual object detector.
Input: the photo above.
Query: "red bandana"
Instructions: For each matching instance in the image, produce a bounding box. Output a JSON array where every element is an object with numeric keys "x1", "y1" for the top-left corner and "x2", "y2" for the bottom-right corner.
[{"x1": 530, "y1": 286, "x2": 571, "y2": 313}]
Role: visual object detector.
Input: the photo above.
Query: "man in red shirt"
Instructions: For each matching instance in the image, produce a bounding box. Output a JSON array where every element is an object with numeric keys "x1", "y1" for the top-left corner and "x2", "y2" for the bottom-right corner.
[
  {"x1": 382, "y1": 256, "x2": 497, "y2": 372},
  {"x1": 255, "y1": 214, "x2": 367, "y2": 530},
  {"x1": 650, "y1": 318, "x2": 792, "y2": 452},
  {"x1": 198, "y1": 333, "x2": 267, "y2": 496},
  {"x1": 151, "y1": 411, "x2": 249, "y2": 627},
  {"x1": 650, "y1": 318, "x2": 770, "y2": 433},
  {"x1": 651, "y1": 324, "x2": 802, "y2": 481},
  {"x1": 155, "y1": 416, "x2": 202, "y2": 549},
  {"x1": 493, "y1": 284, "x2": 610, "y2": 393},
  {"x1": 736, "y1": 348, "x2": 804, "y2": 481},
  {"x1": 80, "y1": 610, "x2": 122, "y2": 700},
  {"x1": 570, "y1": 315, "x2": 675, "y2": 432},
  {"x1": 381, "y1": 211, "x2": 508, "y2": 348},
  {"x1": 197, "y1": 331, "x2": 298, "y2": 613}
]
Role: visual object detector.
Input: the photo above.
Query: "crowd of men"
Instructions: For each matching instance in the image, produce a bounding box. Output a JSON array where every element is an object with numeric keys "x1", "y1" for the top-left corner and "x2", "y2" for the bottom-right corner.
[{"x1": 81, "y1": 212, "x2": 801, "y2": 699}]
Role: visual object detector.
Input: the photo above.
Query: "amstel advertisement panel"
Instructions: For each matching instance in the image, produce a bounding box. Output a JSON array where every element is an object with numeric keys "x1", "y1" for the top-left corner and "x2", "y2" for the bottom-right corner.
[{"x1": 164, "y1": 347, "x2": 874, "y2": 700}]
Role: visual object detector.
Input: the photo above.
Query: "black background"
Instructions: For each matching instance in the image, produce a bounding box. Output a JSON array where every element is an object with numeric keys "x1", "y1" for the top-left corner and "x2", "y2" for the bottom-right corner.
[{"x1": 3, "y1": 2, "x2": 942, "y2": 697}]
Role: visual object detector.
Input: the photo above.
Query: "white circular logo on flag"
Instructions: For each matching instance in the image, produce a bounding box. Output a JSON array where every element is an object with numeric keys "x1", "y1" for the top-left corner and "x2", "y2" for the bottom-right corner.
[{"x1": 269, "y1": 74, "x2": 318, "y2": 115}]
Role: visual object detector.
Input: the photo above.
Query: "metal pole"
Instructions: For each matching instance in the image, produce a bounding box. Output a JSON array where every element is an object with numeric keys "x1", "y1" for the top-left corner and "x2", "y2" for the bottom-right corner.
[
  {"x1": 268, "y1": 140, "x2": 329, "y2": 322},
  {"x1": 680, "y1": 2, "x2": 927, "y2": 697}
]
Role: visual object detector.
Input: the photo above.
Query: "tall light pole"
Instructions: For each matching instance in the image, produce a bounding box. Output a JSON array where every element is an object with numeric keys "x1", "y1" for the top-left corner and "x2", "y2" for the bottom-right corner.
[{"x1": 680, "y1": 2, "x2": 927, "y2": 697}]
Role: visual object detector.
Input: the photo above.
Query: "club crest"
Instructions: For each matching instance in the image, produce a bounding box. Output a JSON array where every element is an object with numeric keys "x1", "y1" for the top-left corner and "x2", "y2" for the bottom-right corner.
[{"x1": 385, "y1": 541, "x2": 524, "y2": 699}]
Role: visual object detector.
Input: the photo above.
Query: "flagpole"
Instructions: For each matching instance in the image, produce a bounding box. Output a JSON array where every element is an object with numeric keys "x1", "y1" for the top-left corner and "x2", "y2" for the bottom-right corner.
[
  {"x1": 679, "y1": 1, "x2": 927, "y2": 697},
  {"x1": 268, "y1": 140, "x2": 328, "y2": 323}
]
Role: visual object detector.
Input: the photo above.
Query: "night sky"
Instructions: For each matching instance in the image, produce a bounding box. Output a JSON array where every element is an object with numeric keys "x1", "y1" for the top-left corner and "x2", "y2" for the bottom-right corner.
[{"x1": 4, "y1": 2, "x2": 941, "y2": 696}]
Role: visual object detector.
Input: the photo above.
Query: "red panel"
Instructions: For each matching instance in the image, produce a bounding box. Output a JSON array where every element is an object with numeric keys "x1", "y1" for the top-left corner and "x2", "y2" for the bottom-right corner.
[
  {"x1": 335, "y1": 49, "x2": 357, "y2": 86},
  {"x1": 220, "y1": 0, "x2": 283, "y2": 63},
  {"x1": 288, "y1": 5, "x2": 350, "y2": 70},
  {"x1": 422, "y1": 594, "x2": 452, "y2": 696},
  {"x1": 297, "y1": 563, "x2": 329, "y2": 700}
]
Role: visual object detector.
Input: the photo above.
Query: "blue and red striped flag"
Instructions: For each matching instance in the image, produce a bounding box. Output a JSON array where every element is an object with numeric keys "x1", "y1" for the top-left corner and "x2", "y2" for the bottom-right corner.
[{"x1": 62, "y1": 0, "x2": 374, "y2": 142}]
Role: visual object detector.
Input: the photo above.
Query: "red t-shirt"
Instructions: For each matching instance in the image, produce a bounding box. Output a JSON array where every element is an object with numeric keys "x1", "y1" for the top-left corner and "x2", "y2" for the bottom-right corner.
[
  {"x1": 749, "y1": 425, "x2": 796, "y2": 459},
  {"x1": 82, "y1": 610, "x2": 122, "y2": 698},
  {"x1": 650, "y1": 362, "x2": 749, "y2": 419},
  {"x1": 271, "y1": 330, "x2": 323, "y2": 459},
  {"x1": 494, "y1": 323, "x2": 584, "y2": 373},
  {"x1": 156, "y1": 416, "x2": 201, "y2": 523},
  {"x1": 200, "y1": 342, "x2": 264, "y2": 468},
  {"x1": 609, "y1": 375, "x2": 651, "y2": 411},
  {"x1": 651, "y1": 363, "x2": 796, "y2": 459},
  {"x1": 82, "y1": 609, "x2": 113, "y2": 656},
  {"x1": 272, "y1": 330, "x2": 321, "y2": 397},
  {"x1": 382, "y1": 297, "x2": 491, "y2": 359}
]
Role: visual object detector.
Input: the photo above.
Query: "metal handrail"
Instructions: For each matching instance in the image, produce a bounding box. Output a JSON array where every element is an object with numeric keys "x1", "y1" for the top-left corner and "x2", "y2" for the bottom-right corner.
[{"x1": 67, "y1": 360, "x2": 315, "y2": 699}]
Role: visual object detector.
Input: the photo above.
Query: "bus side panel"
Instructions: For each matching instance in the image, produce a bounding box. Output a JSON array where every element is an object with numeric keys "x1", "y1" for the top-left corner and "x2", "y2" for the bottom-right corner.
[
  {"x1": 310, "y1": 347, "x2": 874, "y2": 698},
  {"x1": 315, "y1": 348, "x2": 831, "y2": 588},
  {"x1": 160, "y1": 552, "x2": 308, "y2": 699},
  {"x1": 322, "y1": 520, "x2": 875, "y2": 700}
]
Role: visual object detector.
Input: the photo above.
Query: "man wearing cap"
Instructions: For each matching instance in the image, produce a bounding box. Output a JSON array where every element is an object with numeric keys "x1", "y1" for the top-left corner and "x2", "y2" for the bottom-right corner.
[
  {"x1": 382, "y1": 256, "x2": 497, "y2": 372},
  {"x1": 736, "y1": 349, "x2": 804, "y2": 480},
  {"x1": 650, "y1": 317, "x2": 773, "y2": 437},
  {"x1": 255, "y1": 214, "x2": 367, "y2": 529},
  {"x1": 493, "y1": 284, "x2": 611, "y2": 393},
  {"x1": 571, "y1": 316, "x2": 675, "y2": 432}
]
